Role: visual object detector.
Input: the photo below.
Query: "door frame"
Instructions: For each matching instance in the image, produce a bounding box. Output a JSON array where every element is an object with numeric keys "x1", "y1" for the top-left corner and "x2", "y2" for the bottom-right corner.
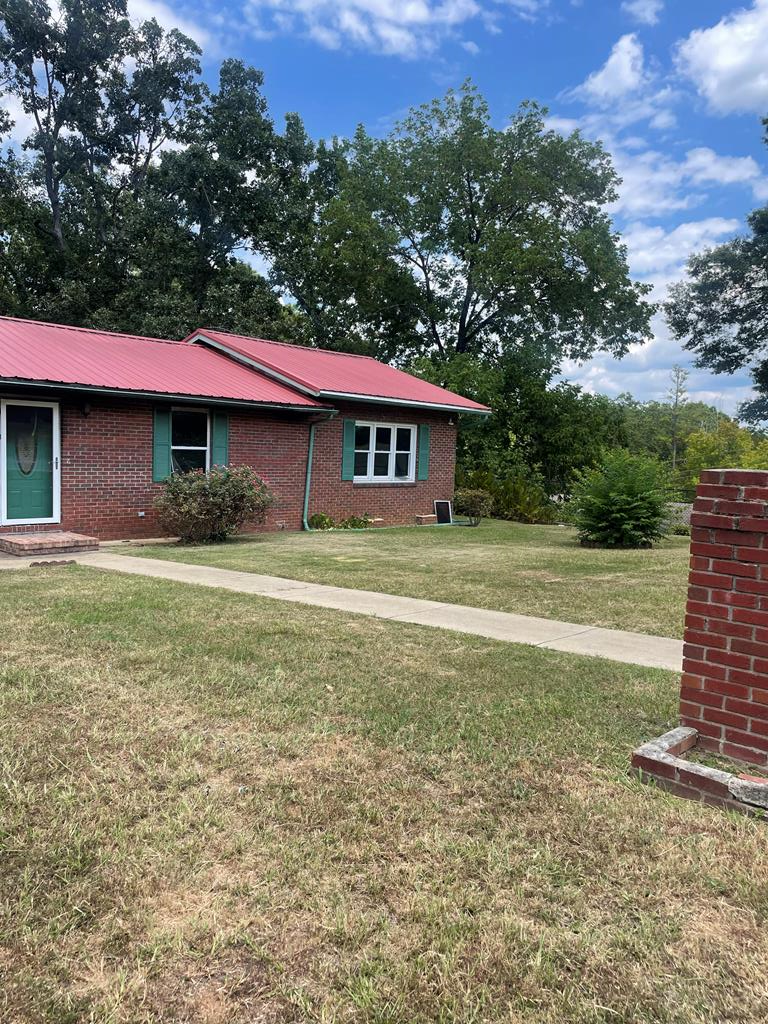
[{"x1": 0, "y1": 399, "x2": 61, "y2": 526}]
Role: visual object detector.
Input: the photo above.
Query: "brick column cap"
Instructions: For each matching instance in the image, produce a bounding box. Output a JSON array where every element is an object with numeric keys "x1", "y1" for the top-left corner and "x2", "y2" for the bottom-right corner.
[{"x1": 700, "y1": 469, "x2": 768, "y2": 486}]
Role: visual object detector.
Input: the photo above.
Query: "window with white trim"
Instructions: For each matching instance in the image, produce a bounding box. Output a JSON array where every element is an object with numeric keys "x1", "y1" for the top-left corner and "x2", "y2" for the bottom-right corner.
[
  {"x1": 353, "y1": 422, "x2": 416, "y2": 483},
  {"x1": 171, "y1": 409, "x2": 210, "y2": 473}
]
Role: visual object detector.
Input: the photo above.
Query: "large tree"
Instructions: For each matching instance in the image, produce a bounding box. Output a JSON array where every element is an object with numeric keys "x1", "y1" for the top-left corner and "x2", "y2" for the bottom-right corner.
[
  {"x1": 667, "y1": 123, "x2": 768, "y2": 424},
  {"x1": 263, "y1": 85, "x2": 654, "y2": 367},
  {"x1": 269, "y1": 84, "x2": 653, "y2": 367},
  {"x1": 0, "y1": 0, "x2": 294, "y2": 338}
]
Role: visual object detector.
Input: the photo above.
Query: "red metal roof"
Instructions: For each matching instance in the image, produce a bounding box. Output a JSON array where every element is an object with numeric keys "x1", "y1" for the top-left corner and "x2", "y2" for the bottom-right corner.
[
  {"x1": 0, "y1": 316, "x2": 324, "y2": 408},
  {"x1": 188, "y1": 329, "x2": 490, "y2": 413}
]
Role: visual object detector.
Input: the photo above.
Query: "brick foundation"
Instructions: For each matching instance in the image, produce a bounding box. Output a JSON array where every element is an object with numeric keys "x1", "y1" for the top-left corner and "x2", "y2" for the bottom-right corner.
[
  {"x1": 0, "y1": 394, "x2": 456, "y2": 540},
  {"x1": 631, "y1": 727, "x2": 762, "y2": 816}
]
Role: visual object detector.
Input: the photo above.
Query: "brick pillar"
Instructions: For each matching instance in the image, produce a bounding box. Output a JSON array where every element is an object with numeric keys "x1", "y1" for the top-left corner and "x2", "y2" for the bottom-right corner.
[{"x1": 682, "y1": 469, "x2": 768, "y2": 765}]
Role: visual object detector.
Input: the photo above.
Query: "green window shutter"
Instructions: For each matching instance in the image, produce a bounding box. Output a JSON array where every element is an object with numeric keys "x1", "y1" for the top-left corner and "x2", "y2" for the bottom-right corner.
[
  {"x1": 211, "y1": 412, "x2": 229, "y2": 466},
  {"x1": 417, "y1": 424, "x2": 431, "y2": 481},
  {"x1": 341, "y1": 419, "x2": 356, "y2": 480},
  {"x1": 152, "y1": 409, "x2": 171, "y2": 482}
]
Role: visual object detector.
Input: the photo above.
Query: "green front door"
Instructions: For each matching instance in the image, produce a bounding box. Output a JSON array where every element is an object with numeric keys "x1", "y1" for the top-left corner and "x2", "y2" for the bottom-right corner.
[{"x1": 4, "y1": 403, "x2": 55, "y2": 521}]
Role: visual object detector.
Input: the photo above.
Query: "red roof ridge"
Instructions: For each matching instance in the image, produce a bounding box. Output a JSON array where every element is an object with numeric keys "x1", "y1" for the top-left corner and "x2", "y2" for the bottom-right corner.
[
  {"x1": 0, "y1": 314, "x2": 180, "y2": 346},
  {"x1": 194, "y1": 327, "x2": 379, "y2": 362}
]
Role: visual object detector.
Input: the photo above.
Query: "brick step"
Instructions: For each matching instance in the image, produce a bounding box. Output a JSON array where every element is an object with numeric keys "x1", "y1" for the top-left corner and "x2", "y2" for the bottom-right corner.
[{"x1": 0, "y1": 531, "x2": 99, "y2": 556}]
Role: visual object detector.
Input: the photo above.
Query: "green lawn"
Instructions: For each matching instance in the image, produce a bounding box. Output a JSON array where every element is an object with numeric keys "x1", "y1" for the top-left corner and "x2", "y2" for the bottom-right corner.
[
  {"x1": 131, "y1": 521, "x2": 691, "y2": 638},
  {"x1": 2, "y1": 566, "x2": 766, "y2": 1023}
]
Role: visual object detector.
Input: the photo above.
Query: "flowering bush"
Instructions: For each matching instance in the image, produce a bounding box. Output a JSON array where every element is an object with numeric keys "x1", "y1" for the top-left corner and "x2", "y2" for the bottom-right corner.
[{"x1": 155, "y1": 466, "x2": 274, "y2": 544}]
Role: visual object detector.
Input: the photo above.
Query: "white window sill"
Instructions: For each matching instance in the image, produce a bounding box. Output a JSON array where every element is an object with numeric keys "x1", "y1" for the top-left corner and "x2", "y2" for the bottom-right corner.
[{"x1": 352, "y1": 479, "x2": 416, "y2": 486}]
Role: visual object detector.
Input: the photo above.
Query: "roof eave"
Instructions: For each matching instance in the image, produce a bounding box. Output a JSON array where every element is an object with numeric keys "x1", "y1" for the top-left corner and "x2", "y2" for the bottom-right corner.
[
  {"x1": 319, "y1": 390, "x2": 491, "y2": 415},
  {"x1": 188, "y1": 333, "x2": 491, "y2": 414},
  {"x1": 0, "y1": 377, "x2": 334, "y2": 412}
]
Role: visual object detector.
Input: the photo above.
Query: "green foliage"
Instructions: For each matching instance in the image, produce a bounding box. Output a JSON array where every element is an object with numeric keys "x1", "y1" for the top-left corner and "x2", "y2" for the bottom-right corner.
[
  {"x1": 616, "y1": 392, "x2": 724, "y2": 465},
  {"x1": 459, "y1": 468, "x2": 556, "y2": 524},
  {"x1": 336, "y1": 514, "x2": 373, "y2": 529},
  {"x1": 682, "y1": 420, "x2": 755, "y2": 496},
  {"x1": 307, "y1": 512, "x2": 335, "y2": 530},
  {"x1": 418, "y1": 352, "x2": 626, "y2": 495},
  {"x1": 665, "y1": 121, "x2": 768, "y2": 423},
  {"x1": 0, "y1": 5, "x2": 300, "y2": 339},
  {"x1": 569, "y1": 451, "x2": 669, "y2": 549},
  {"x1": 154, "y1": 466, "x2": 274, "y2": 544},
  {"x1": 341, "y1": 85, "x2": 652, "y2": 363},
  {"x1": 453, "y1": 488, "x2": 493, "y2": 527},
  {"x1": 308, "y1": 512, "x2": 373, "y2": 529}
]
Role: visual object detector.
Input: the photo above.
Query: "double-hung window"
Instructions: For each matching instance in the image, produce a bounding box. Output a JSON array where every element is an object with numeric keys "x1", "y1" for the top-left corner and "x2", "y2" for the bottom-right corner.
[
  {"x1": 171, "y1": 409, "x2": 210, "y2": 473},
  {"x1": 353, "y1": 422, "x2": 416, "y2": 483}
]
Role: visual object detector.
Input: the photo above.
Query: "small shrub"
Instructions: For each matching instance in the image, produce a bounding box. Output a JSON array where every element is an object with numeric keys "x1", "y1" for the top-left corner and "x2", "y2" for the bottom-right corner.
[
  {"x1": 569, "y1": 451, "x2": 669, "y2": 549},
  {"x1": 457, "y1": 468, "x2": 556, "y2": 524},
  {"x1": 453, "y1": 488, "x2": 493, "y2": 527},
  {"x1": 308, "y1": 512, "x2": 335, "y2": 530},
  {"x1": 336, "y1": 514, "x2": 373, "y2": 529},
  {"x1": 155, "y1": 466, "x2": 274, "y2": 544}
]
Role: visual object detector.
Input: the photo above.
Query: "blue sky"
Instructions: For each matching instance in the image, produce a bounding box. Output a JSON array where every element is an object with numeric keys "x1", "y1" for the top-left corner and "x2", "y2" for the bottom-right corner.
[{"x1": 27, "y1": 0, "x2": 768, "y2": 412}]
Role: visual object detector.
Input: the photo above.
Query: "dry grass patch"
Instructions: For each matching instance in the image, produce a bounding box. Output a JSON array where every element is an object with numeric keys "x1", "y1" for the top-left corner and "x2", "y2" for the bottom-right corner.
[
  {"x1": 1, "y1": 566, "x2": 766, "y2": 1023},
  {"x1": 131, "y1": 520, "x2": 690, "y2": 637}
]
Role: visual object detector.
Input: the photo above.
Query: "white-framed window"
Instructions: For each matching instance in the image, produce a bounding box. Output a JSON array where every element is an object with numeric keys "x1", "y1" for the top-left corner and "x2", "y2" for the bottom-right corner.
[
  {"x1": 353, "y1": 421, "x2": 416, "y2": 483},
  {"x1": 171, "y1": 408, "x2": 210, "y2": 473}
]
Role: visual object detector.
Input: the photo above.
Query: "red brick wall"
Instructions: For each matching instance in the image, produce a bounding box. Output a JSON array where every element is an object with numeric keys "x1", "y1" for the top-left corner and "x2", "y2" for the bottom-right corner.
[
  {"x1": 681, "y1": 468, "x2": 768, "y2": 766},
  {"x1": 0, "y1": 396, "x2": 457, "y2": 539},
  {"x1": 308, "y1": 401, "x2": 456, "y2": 526}
]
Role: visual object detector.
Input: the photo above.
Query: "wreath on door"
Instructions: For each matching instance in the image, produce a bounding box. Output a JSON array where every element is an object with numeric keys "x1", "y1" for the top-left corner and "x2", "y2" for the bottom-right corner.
[{"x1": 15, "y1": 412, "x2": 38, "y2": 476}]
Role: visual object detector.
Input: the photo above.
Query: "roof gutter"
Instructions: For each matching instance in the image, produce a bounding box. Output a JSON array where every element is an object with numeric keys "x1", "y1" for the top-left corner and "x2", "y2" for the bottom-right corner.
[
  {"x1": 302, "y1": 410, "x2": 336, "y2": 531},
  {"x1": 302, "y1": 422, "x2": 317, "y2": 531}
]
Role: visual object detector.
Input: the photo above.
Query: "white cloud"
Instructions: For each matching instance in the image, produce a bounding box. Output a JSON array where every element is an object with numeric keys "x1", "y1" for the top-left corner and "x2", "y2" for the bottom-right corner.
[
  {"x1": 604, "y1": 143, "x2": 768, "y2": 216},
  {"x1": 676, "y1": 0, "x2": 768, "y2": 114},
  {"x1": 621, "y1": 217, "x2": 740, "y2": 278},
  {"x1": 564, "y1": 313, "x2": 755, "y2": 414},
  {"x1": 683, "y1": 146, "x2": 768, "y2": 199},
  {"x1": 243, "y1": 0, "x2": 546, "y2": 57},
  {"x1": 1, "y1": 94, "x2": 39, "y2": 145},
  {"x1": 621, "y1": 0, "x2": 663, "y2": 26},
  {"x1": 128, "y1": 0, "x2": 212, "y2": 46},
  {"x1": 461, "y1": 39, "x2": 480, "y2": 54},
  {"x1": 571, "y1": 34, "x2": 648, "y2": 104}
]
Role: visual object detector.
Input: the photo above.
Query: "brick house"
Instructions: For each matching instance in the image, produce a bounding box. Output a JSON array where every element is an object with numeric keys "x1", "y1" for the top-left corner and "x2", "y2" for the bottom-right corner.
[{"x1": 0, "y1": 317, "x2": 488, "y2": 541}]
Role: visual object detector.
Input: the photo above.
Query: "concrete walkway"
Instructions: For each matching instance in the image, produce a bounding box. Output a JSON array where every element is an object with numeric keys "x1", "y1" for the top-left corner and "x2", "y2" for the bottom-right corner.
[{"x1": 67, "y1": 551, "x2": 684, "y2": 672}]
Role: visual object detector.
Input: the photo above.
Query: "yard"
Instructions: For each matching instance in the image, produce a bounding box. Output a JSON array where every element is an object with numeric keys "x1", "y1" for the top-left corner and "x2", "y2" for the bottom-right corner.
[
  {"x1": 132, "y1": 521, "x2": 691, "y2": 638},
  {"x1": 2, "y1": 565, "x2": 767, "y2": 1023}
]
